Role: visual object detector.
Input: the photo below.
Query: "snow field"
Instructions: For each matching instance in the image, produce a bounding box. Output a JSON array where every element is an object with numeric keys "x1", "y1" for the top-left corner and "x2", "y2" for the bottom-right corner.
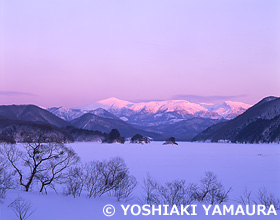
[{"x1": 1, "y1": 142, "x2": 279, "y2": 220}]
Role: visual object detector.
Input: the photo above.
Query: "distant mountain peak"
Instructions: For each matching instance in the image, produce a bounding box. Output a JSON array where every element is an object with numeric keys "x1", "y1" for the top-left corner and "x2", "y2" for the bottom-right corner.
[
  {"x1": 98, "y1": 97, "x2": 133, "y2": 108},
  {"x1": 223, "y1": 101, "x2": 251, "y2": 109},
  {"x1": 80, "y1": 97, "x2": 132, "y2": 111},
  {"x1": 193, "y1": 97, "x2": 280, "y2": 143},
  {"x1": 100, "y1": 97, "x2": 126, "y2": 102}
]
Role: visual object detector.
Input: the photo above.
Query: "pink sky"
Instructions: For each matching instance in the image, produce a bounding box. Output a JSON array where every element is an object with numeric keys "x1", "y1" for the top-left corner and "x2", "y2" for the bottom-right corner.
[{"x1": 0, "y1": 0, "x2": 279, "y2": 107}]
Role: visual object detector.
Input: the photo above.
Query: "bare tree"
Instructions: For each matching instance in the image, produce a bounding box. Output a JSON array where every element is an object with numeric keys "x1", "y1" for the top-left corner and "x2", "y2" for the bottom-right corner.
[
  {"x1": 158, "y1": 180, "x2": 188, "y2": 206},
  {"x1": 235, "y1": 187, "x2": 254, "y2": 205},
  {"x1": 0, "y1": 167, "x2": 14, "y2": 199},
  {"x1": 255, "y1": 187, "x2": 280, "y2": 210},
  {"x1": 84, "y1": 157, "x2": 134, "y2": 198},
  {"x1": 141, "y1": 175, "x2": 197, "y2": 206},
  {"x1": 194, "y1": 171, "x2": 231, "y2": 204},
  {"x1": 84, "y1": 161, "x2": 102, "y2": 198},
  {"x1": 97, "y1": 157, "x2": 128, "y2": 196},
  {"x1": 141, "y1": 174, "x2": 161, "y2": 205},
  {"x1": 111, "y1": 174, "x2": 137, "y2": 201},
  {"x1": 2, "y1": 141, "x2": 79, "y2": 192},
  {"x1": 8, "y1": 196, "x2": 35, "y2": 220},
  {"x1": 34, "y1": 143, "x2": 79, "y2": 193},
  {"x1": 64, "y1": 164, "x2": 86, "y2": 198},
  {"x1": 185, "y1": 183, "x2": 199, "y2": 204},
  {"x1": 236, "y1": 187, "x2": 280, "y2": 210},
  {"x1": 0, "y1": 150, "x2": 15, "y2": 198}
]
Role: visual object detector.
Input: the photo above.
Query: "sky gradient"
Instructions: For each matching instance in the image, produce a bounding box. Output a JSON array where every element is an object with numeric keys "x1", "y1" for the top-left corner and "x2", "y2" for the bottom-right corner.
[{"x1": 0, "y1": 0, "x2": 279, "y2": 107}]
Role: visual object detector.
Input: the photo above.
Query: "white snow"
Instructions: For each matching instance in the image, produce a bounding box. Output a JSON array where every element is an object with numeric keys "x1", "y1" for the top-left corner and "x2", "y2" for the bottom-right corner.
[
  {"x1": 200, "y1": 101, "x2": 252, "y2": 119},
  {"x1": 76, "y1": 97, "x2": 252, "y2": 119},
  {"x1": 129, "y1": 100, "x2": 207, "y2": 114},
  {"x1": 1, "y1": 142, "x2": 279, "y2": 220},
  {"x1": 80, "y1": 97, "x2": 133, "y2": 111}
]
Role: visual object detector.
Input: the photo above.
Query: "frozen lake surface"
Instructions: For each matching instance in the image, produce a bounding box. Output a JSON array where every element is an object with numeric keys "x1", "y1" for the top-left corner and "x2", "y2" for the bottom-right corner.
[
  {"x1": 69, "y1": 142, "x2": 280, "y2": 194},
  {"x1": 1, "y1": 142, "x2": 279, "y2": 220}
]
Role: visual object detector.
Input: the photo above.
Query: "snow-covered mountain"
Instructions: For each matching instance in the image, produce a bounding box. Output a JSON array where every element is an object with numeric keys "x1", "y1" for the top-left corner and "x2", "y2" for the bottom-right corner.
[
  {"x1": 47, "y1": 107, "x2": 85, "y2": 122},
  {"x1": 199, "y1": 101, "x2": 252, "y2": 119},
  {"x1": 47, "y1": 106, "x2": 118, "y2": 122},
  {"x1": 47, "y1": 97, "x2": 251, "y2": 126},
  {"x1": 79, "y1": 98, "x2": 207, "y2": 115},
  {"x1": 193, "y1": 96, "x2": 280, "y2": 143}
]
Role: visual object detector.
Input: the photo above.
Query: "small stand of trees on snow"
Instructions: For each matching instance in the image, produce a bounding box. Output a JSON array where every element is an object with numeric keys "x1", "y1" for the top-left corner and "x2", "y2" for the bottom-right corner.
[
  {"x1": 163, "y1": 137, "x2": 178, "y2": 145},
  {"x1": 102, "y1": 129, "x2": 125, "y2": 144},
  {"x1": 64, "y1": 157, "x2": 137, "y2": 201},
  {"x1": 140, "y1": 172, "x2": 231, "y2": 206},
  {"x1": 130, "y1": 134, "x2": 150, "y2": 144}
]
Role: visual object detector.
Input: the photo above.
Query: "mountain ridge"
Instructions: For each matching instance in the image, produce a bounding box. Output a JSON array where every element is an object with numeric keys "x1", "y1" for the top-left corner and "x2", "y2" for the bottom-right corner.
[
  {"x1": 48, "y1": 98, "x2": 251, "y2": 125},
  {"x1": 193, "y1": 97, "x2": 280, "y2": 143},
  {"x1": 70, "y1": 113, "x2": 164, "y2": 139},
  {"x1": 0, "y1": 96, "x2": 278, "y2": 143},
  {"x1": 0, "y1": 104, "x2": 70, "y2": 127}
]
